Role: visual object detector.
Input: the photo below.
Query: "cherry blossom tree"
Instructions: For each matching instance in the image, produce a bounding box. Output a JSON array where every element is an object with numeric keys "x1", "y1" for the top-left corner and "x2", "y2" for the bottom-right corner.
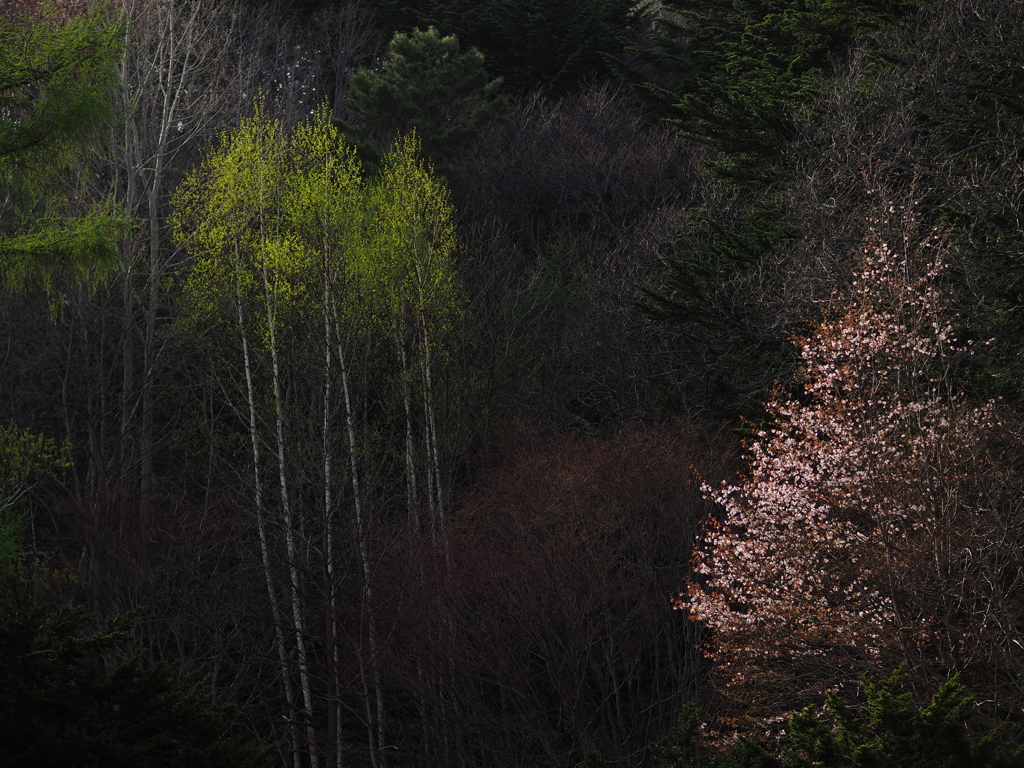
[{"x1": 685, "y1": 200, "x2": 1024, "y2": 732}]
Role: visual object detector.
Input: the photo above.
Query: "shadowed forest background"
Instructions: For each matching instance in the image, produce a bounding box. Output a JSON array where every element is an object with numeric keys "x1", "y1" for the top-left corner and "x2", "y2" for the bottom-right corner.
[{"x1": 2, "y1": 0, "x2": 1024, "y2": 766}]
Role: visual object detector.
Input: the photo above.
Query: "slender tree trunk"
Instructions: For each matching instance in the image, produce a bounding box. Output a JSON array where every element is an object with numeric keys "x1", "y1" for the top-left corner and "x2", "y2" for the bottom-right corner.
[
  {"x1": 113, "y1": 0, "x2": 239, "y2": 496},
  {"x1": 412, "y1": 261, "x2": 448, "y2": 543},
  {"x1": 140, "y1": 167, "x2": 161, "y2": 494},
  {"x1": 395, "y1": 327, "x2": 420, "y2": 535},
  {"x1": 332, "y1": 298, "x2": 385, "y2": 768},
  {"x1": 235, "y1": 244, "x2": 300, "y2": 768},
  {"x1": 118, "y1": 72, "x2": 139, "y2": 483},
  {"x1": 259, "y1": 222, "x2": 319, "y2": 768},
  {"x1": 322, "y1": 276, "x2": 344, "y2": 768}
]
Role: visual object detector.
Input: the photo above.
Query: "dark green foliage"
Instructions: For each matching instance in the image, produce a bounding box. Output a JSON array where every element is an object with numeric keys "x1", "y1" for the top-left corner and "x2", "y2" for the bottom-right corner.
[
  {"x1": 627, "y1": 1, "x2": 919, "y2": 414},
  {"x1": 738, "y1": 668, "x2": 1024, "y2": 768},
  {"x1": 0, "y1": 2, "x2": 120, "y2": 161},
  {"x1": 847, "y1": 0, "x2": 1024, "y2": 400},
  {"x1": 649, "y1": 701, "x2": 701, "y2": 768},
  {"x1": 369, "y1": 0, "x2": 645, "y2": 92},
  {"x1": 622, "y1": 0, "x2": 918, "y2": 180},
  {"x1": 639, "y1": 201, "x2": 794, "y2": 326},
  {"x1": 343, "y1": 26, "x2": 508, "y2": 172},
  {"x1": 0, "y1": 566, "x2": 274, "y2": 768},
  {"x1": 644, "y1": 669, "x2": 1024, "y2": 768},
  {"x1": 0, "y1": 424, "x2": 67, "y2": 563},
  {"x1": 636, "y1": 193, "x2": 799, "y2": 418},
  {"x1": 623, "y1": 0, "x2": 919, "y2": 262},
  {"x1": 675, "y1": 0, "x2": 916, "y2": 184},
  {"x1": 0, "y1": 1, "x2": 125, "y2": 293}
]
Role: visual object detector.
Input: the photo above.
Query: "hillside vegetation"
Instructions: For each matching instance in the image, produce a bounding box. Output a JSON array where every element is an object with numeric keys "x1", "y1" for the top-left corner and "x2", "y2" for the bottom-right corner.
[{"x1": 2, "y1": 1, "x2": 1023, "y2": 766}]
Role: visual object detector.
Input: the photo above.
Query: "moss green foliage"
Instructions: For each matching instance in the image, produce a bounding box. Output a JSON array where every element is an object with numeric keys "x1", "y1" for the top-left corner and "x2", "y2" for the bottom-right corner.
[
  {"x1": 344, "y1": 26, "x2": 508, "y2": 173},
  {"x1": 0, "y1": 566, "x2": 273, "y2": 768},
  {"x1": 0, "y1": 425, "x2": 68, "y2": 563},
  {"x1": 0, "y1": 1, "x2": 125, "y2": 294}
]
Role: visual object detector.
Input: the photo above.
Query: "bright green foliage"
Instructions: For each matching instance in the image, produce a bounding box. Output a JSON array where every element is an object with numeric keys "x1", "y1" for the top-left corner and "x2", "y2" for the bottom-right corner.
[
  {"x1": 344, "y1": 27, "x2": 508, "y2": 173},
  {"x1": 280, "y1": 106, "x2": 368, "y2": 346},
  {"x1": 0, "y1": 1, "x2": 125, "y2": 293},
  {"x1": 174, "y1": 103, "x2": 463, "y2": 530},
  {"x1": 173, "y1": 102, "x2": 350, "y2": 351},
  {"x1": 0, "y1": 566, "x2": 273, "y2": 768},
  {"x1": 284, "y1": 107, "x2": 364, "y2": 276},
  {"x1": 362, "y1": 132, "x2": 459, "y2": 336},
  {"x1": 175, "y1": 102, "x2": 459, "y2": 352},
  {"x1": 175, "y1": 103, "x2": 298, "y2": 345}
]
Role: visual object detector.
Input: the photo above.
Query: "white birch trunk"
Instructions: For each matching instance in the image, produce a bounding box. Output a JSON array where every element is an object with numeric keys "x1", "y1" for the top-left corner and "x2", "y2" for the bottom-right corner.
[
  {"x1": 235, "y1": 244, "x2": 300, "y2": 768},
  {"x1": 258, "y1": 215, "x2": 320, "y2": 768},
  {"x1": 331, "y1": 297, "x2": 386, "y2": 768}
]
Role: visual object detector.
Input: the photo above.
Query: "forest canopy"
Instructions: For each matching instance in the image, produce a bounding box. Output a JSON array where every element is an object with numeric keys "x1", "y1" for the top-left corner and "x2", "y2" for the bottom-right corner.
[{"x1": 1, "y1": 1, "x2": 1023, "y2": 767}]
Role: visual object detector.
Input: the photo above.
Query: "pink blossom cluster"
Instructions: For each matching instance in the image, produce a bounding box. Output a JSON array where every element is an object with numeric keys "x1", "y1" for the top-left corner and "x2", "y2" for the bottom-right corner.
[{"x1": 685, "y1": 209, "x2": 998, "y2": 712}]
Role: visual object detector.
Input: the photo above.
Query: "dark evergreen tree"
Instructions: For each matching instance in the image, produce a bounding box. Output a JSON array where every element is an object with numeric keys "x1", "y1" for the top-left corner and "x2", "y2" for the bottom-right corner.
[
  {"x1": 620, "y1": 0, "x2": 918, "y2": 174},
  {"x1": 343, "y1": 26, "x2": 508, "y2": 172},
  {"x1": 0, "y1": 0, "x2": 125, "y2": 293},
  {"x1": 625, "y1": 0, "x2": 919, "y2": 416},
  {"x1": 642, "y1": 669, "x2": 1024, "y2": 768},
  {"x1": 368, "y1": 0, "x2": 644, "y2": 92},
  {"x1": 0, "y1": 566, "x2": 274, "y2": 768},
  {"x1": 723, "y1": 669, "x2": 1024, "y2": 767}
]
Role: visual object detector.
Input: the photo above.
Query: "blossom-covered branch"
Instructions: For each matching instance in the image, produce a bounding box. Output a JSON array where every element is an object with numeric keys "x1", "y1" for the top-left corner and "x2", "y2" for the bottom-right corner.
[{"x1": 684, "y1": 200, "x2": 1021, "y2": 732}]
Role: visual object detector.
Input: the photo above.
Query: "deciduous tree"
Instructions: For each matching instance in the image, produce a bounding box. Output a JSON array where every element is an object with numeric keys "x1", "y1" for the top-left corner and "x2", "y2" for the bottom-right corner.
[
  {"x1": 173, "y1": 102, "x2": 465, "y2": 768},
  {"x1": 686, "y1": 200, "x2": 1024, "y2": 733}
]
